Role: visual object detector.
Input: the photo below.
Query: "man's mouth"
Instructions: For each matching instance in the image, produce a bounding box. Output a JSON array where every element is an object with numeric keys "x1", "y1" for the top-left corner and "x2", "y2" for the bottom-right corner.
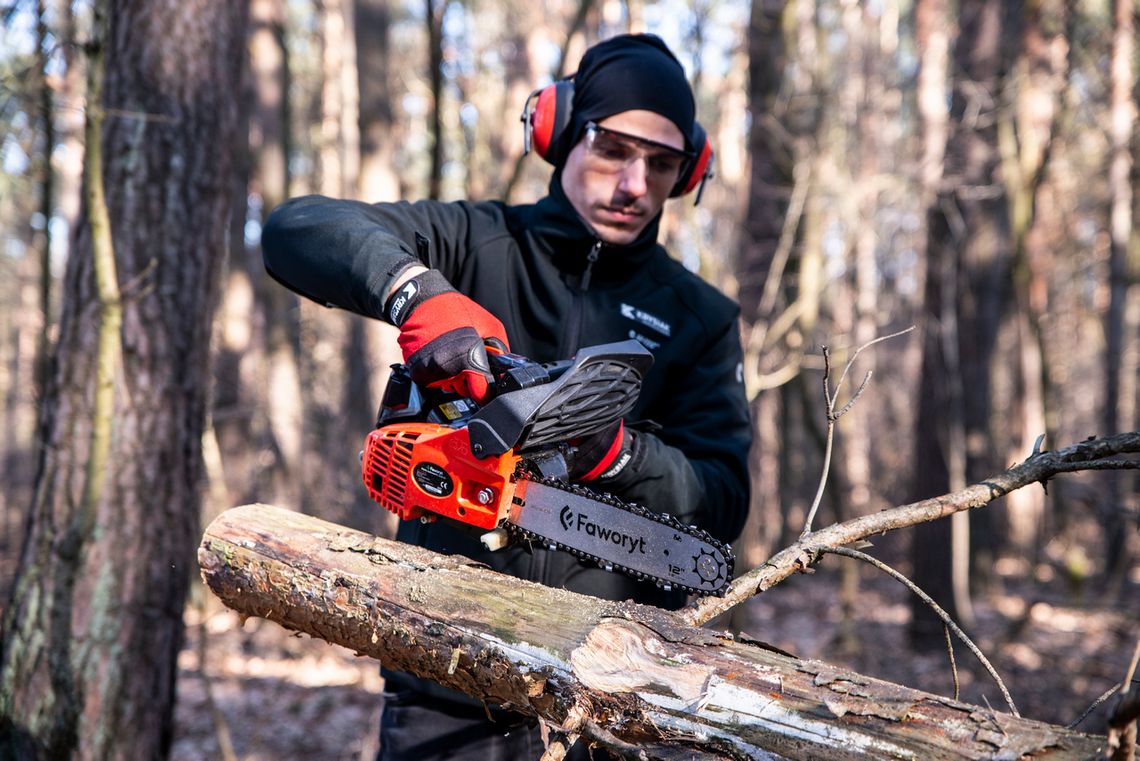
[{"x1": 598, "y1": 205, "x2": 644, "y2": 224}]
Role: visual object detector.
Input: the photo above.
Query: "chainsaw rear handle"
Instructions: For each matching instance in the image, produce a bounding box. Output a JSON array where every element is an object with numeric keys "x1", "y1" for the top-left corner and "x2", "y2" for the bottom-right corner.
[{"x1": 375, "y1": 342, "x2": 535, "y2": 429}]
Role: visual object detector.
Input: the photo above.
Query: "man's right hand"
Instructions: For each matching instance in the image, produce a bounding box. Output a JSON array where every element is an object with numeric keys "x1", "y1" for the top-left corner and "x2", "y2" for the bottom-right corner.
[{"x1": 384, "y1": 268, "x2": 510, "y2": 403}]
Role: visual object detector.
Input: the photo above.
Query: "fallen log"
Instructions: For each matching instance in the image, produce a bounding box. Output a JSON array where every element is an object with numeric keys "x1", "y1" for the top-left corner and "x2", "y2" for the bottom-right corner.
[{"x1": 199, "y1": 504, "x2": 1107, "y2": 760}]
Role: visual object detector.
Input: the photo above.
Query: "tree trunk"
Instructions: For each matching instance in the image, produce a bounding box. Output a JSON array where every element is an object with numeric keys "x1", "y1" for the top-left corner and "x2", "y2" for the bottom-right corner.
[
  {"x1": 739, "y1": 0, "x2": 789, "y2": 323},
  {"x1": 502, "y1": 0, "x2": 593, "y2": 203},
  {"x1": 997, "y1": 0, "x2": 1067, "y2": 559},
  {"x1": 33, "y1": 0, "x2": 55, "y2": 404},
  {"x1": 911, "y1": 0, "x2": 1016, "y2": 644},
  {"x1": 212, "y1": 0, "x2": 305, "y2": 515},
  {"x1": 199, "y1": 503, "x2": 1112, "y2": 760},
  {"x1": 907, "y1": 1, "x2": 949, "y2": 622},
  {"x1": 1103, "y1": 0, "x2": 1136, "y2": 582},
  {"x1": 317, "y1": 0, "x2": 360, "y2": 199},
  {"x1": 426, "y1": 0, "x2": 446, "y2": 200},
  {"x1": 350, "y1": 0, "x2": 404, "y2": 538},
  {"x1": 734, "y1": 0, "x2": 791, "y2": 589},
  {"x1": 355, "y1": 0, "x2": 402, "y2": 203},
  {"x1": 0, "y1": 0, "x2": 248, "y2": 757}
]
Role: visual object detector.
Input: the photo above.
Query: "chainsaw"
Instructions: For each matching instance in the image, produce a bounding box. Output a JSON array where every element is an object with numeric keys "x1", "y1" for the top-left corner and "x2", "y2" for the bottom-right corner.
[{"x1": 360, "y1": 340, "x2": 733, "y2": 596}]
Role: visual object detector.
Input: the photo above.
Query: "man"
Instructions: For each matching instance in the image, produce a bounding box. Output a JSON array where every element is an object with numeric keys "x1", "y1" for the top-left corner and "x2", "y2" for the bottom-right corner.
[{"x1": 262, "y1": 33, "x2": 751, "y2": 761}]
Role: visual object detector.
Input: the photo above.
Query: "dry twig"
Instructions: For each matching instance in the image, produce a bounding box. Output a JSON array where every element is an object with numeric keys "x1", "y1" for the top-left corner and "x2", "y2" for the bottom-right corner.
[
  {"x1": 826, "y1": 546, "x2": 1019, "y2": 716},
  {"x1": 1069, "y1": 685, "x2": 1121, "y2": 729},
  {"x1": 945, "y1": 624, "x2": 960, "y2": 701},
  {"x1": 799, "y1": 326, "x2": 915, "y2": 539}
]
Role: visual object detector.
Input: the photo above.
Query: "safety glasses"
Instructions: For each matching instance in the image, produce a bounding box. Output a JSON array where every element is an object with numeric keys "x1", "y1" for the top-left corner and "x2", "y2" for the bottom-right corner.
[{"x1": 583, "y1": 122, "x2": 694, "y2": 187}]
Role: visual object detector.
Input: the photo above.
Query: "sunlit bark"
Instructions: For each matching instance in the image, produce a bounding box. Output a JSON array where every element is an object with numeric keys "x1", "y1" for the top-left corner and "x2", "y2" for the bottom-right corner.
[{"x1": 0, "y1": 0, "x2": 248, "y2": 755}]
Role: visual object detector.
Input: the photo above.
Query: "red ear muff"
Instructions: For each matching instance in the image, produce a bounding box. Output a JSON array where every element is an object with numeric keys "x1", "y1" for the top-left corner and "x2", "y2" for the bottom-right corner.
[
  {"x1": 521, "y1": 79, "x2": 574, "y2": 165},
  {"x1": 673, "y1": 122, "x2": 714, "y2": 202}
]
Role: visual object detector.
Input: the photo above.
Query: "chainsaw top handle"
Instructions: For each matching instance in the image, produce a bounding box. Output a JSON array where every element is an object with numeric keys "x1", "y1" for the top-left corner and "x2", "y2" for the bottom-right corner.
[{"x1": 468, "y1": 340, "x2": 653, "y2": 458}]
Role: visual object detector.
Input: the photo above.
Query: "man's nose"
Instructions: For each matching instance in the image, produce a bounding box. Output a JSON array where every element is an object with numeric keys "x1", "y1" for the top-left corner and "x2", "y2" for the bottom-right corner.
[{"x1": 617, "y1": 157, "x2": 649, "y2": 196}]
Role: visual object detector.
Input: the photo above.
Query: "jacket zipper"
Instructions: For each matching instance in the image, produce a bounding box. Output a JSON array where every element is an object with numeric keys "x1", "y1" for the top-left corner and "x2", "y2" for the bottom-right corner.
[
  {"x1": 539, "y1": 239, "x2": 600, "y2": 584},
  {"x1": 561, "y1": 240, "x2": 601, "y2": 356}
]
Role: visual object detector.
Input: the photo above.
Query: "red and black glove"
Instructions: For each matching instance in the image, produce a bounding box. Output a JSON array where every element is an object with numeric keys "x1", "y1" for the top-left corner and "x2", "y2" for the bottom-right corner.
[
  {"x1": 384, "y1": 269, "x2": 509, "y2": 403},
  {"x1": 568, "y1": 420, "x2": 634, "y2": 482}
]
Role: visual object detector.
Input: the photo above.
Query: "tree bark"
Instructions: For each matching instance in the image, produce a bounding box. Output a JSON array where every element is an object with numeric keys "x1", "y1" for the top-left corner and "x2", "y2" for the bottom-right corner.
[
  {"x1": 199, "y1": 503, "x2": 1112, "y2": 761},
  {"x1": 426, "y1": 0, "x2": 446, "y2": 200},
  {"x1": 1103, "y1": 0, "x2": 1136, "y2": 581},
  {"x1": 355, "y1": 0, "x2": 402, "y2": 203},
  {"x1": 911, "y1": 0, "x2": 1017, "y2": 644},
  {"x1": 318, "y1": 0, "x2": 360, "y2": 199},
  {"x1": 33, "y1": 0, "x2": 55, "y2": 403},
  {"x1": 734, "y1": 0, "x2": 794, "y2": 607},
  {"x1": 997, "y1": 0, "x2": 1066, "y2": 558},
  {"x1": 0, "y1": 0, "x2": 249, "y2": 757}
]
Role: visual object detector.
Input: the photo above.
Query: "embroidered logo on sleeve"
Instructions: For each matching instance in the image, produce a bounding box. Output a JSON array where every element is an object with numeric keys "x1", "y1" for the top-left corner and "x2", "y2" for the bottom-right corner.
[{"x1": 388, "y1": 281, "x2": 419, "y2": 324}]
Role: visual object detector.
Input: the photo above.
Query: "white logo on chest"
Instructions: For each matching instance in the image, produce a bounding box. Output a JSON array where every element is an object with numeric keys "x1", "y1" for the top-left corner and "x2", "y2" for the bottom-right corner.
[{"x1": 619, "y1": 303, "x2": 672, "y2": 337}]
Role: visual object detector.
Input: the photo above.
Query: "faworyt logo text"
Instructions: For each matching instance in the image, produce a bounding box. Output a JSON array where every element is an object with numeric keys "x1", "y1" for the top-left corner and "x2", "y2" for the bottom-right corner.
[{"x1": 558, "y1": 505, "x2": 646, "y2": 555}]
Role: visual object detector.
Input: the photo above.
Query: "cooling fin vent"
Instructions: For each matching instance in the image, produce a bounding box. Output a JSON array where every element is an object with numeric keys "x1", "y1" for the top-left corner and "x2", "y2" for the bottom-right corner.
[{"x1": 363, "y1": 429, "x2": 421, "y2": 515}]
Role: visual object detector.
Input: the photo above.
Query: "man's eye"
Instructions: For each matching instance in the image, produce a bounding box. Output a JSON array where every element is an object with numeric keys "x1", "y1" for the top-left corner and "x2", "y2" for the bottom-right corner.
[
  {"x1": 596, "y1": 138, "x2": 633, "y2": 161},
  {"x1": 650, "y1": 156, "x2": 683, "y2": 175}
]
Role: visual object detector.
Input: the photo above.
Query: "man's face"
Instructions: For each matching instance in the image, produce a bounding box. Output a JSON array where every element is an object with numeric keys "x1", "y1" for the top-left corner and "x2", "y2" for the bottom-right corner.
[{"x1": 560, "y1": 109, "x2": 688, "y2": 246}]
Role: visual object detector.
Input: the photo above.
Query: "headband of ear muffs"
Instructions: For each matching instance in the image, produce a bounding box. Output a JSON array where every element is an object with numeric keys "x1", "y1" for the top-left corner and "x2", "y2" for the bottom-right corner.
[{"x1": 520, "y1": 79, "x2": 715, "y2": 203}]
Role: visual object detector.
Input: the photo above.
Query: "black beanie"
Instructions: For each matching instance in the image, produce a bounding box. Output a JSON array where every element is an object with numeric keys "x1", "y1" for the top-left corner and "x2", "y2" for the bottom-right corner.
[{"x1": 557, "y1": 34, "x2": 696, "y2": 163}]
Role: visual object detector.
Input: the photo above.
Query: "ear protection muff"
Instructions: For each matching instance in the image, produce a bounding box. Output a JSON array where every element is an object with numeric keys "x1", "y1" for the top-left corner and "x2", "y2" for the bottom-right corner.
[
  {"x1": 520, "y1": 79, "x2": 575, "y2": 165},
  {"x1": 521, "y1": 78, "x2": 715, "y2": 204},
  {"x1": 676, "y1": 121, "x2": 714, "y2": 203}
]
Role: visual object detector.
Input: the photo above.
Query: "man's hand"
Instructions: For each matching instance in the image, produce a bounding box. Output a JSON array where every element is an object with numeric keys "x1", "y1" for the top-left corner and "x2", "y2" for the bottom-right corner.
[
  {"x1": 568, "y1": 420, "x2": 633, "y2": 482},
  {"x1": 384, "y1": 268, "x2": 509, "y2": 403}
]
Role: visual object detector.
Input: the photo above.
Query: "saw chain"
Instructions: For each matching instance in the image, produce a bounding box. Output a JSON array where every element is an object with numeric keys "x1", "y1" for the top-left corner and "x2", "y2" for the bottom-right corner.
[{"x1": 505, "y1": 469, "x2": 734, "y2": 597}]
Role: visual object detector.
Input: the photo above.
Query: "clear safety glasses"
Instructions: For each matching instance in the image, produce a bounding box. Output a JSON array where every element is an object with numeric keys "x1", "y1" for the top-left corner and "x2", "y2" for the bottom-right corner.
[{"x1": 583, "y1": 122, "x2": 694, "y2": 187}]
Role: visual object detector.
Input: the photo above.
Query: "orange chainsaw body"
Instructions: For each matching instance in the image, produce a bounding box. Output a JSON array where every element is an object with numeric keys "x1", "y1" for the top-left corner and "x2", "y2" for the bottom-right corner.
[
  {"x1": 361, "y1": 421, "x2": 522, "y2": 531},
  {"x1": 356, "y1": 343, "x2": 737, "y2": 597}
]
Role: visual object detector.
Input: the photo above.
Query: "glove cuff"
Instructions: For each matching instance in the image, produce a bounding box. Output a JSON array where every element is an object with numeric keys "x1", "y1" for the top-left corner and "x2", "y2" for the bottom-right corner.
[
  {"x1": 383, "y1": 269, "x2": 454, "y2": 327},
  {"x1": 579, "y1": 421, "x2": 633, "y2": 482}
]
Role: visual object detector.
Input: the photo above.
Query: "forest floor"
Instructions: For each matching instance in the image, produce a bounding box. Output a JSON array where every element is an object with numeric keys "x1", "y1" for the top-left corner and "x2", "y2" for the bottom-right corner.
[{"x1": 169, "y1": 533, "x2": 1140, "y2": 761}]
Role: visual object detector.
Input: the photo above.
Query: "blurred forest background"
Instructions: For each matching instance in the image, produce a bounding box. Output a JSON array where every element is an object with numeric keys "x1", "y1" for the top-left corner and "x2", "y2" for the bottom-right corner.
[{"x1": 0, "y1": 0, "x2": 1138, "y2": 758}]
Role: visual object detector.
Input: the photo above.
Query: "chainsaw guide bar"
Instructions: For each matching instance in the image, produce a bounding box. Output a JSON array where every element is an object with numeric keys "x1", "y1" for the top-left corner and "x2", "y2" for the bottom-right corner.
[{"x1": 507, "y1": 471, "x2": 734, "y2": 597}]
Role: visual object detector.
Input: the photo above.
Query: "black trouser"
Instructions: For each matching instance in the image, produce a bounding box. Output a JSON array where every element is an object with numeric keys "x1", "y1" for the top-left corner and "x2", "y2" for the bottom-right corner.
[{"x1": 377, "y1": 689, "x2": 611, "y2": 760}]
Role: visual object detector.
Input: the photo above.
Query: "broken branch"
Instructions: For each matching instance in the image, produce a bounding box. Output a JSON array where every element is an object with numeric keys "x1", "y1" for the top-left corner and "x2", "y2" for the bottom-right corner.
[{"x1": 685, "y1": 431, "x2": 1140, "y2": 627}]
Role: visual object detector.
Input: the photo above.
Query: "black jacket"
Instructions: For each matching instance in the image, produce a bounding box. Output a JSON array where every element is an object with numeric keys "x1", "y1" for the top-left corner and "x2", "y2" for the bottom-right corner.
[{"x1": 261, "y1": 179, "x2": 751, "y2": 611}]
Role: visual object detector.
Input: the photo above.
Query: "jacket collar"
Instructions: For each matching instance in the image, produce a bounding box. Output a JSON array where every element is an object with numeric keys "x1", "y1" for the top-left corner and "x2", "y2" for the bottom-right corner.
[{"x1": 528, "y1": 170, "x2": 663, "y2": 283}]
